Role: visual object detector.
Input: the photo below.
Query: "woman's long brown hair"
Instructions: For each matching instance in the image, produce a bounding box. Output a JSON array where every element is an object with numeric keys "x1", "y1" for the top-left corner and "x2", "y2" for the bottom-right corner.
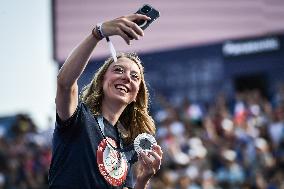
[{"x1": 80, "y1": 52, "x2": 155, "y2": 144}]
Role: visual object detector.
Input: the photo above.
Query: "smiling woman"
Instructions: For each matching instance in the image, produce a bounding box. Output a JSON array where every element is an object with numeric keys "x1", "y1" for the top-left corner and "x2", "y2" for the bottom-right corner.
[
  {"x1": 80, "y1": 53, "x2": 155, "y2": 145},
  {"x1": 103, "y1": 56, "x2": 141, "y2": 106},
  {"x1": 49, "y1": 14, "x2": 163, "y2": 189}
]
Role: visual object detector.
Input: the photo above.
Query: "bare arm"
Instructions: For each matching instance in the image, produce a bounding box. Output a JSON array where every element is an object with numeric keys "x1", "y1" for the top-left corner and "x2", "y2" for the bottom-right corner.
[
  {"x1": 56, "y1": 34, "x2": 99, "y2": 121},
  {"x1": 55, "y1": 14, "x2": 150, "y2": 121}
]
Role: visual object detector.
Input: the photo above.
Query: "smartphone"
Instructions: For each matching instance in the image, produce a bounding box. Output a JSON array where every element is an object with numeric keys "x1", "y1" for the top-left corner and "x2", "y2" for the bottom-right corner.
[{"x1": 135, "y1": 4, "x2": 160, "y2": 30}]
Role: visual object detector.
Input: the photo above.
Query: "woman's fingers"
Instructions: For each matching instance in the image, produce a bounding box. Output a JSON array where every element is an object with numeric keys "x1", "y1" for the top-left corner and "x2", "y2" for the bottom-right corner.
[
  {"x1": 124, "y1": 20, "x2": 144, "y2": 37},
  {"x1": 120, "y1": 16, "x2": 146, "y2": 39},
  {"x1": 120, "y1": 24, "x2": 140, "y2": 40},
  {"x1": 117, "y1": 28, "x2": 131, "y2": 45},
  {"x1": 124, "y1": 14, "x2": 151, "y2": 35},
  {"x1": 139, "y1": 148, "x2": 162, "y2": 173},
  {"x1": 140, "y1": 152, "x2": 156, "y2": 175},
  {"x1": 138, "y1": 144, "x2": 164, "y2": 177},
  {"x1": 140, "y1": 152, "x2": 153, "y2": 165},
  {"x1": 101, "y1": 14, "x2": 151, "y2": 44},
  {"x1": 127, "y1": 13, "x2": 151, "y2": 22},
  {"x1": 153, "y1": 145, "x2": 163, "y2": 157},
  {"x1": 148, "y1": 150, "x2": 162, "y2": 162},
  {"x1": 148, "y1": 151, "x2": 162, "y2": 170}
]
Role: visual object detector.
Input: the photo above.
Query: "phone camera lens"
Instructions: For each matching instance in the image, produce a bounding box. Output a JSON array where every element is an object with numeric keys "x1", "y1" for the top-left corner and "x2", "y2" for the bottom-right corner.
[{"x1": 141, "y1": 5, "x2": 152, "y2": 14}]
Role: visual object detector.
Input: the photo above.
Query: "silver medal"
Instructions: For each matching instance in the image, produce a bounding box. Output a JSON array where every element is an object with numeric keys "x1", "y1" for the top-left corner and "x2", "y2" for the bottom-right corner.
[{"x1": 134, "y1": 133, "x2": 157, "y2": 154}]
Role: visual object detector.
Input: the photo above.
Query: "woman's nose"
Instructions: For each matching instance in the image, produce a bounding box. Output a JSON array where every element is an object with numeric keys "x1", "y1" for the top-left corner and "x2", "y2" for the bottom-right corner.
[{"x1": 121, "y1": 72, "x2": 131, "y2": 82}]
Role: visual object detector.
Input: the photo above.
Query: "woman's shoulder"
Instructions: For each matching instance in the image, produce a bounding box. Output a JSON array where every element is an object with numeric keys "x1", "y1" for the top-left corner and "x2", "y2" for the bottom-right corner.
[
  {"x1": 79, "y1": 101, "x2": 93, "y2": 114},
  {"x1": 80, "y1": 102, "x2": 97, "y2": 114},
  {"x1": 79, "y1": 102, "x2": 100, "y2": 124}
]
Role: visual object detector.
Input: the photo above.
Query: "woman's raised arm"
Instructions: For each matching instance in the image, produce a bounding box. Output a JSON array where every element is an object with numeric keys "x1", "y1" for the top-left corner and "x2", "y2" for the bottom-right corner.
[{"x1": 55, "y1": 14, "x2": 149, "y2": 121}]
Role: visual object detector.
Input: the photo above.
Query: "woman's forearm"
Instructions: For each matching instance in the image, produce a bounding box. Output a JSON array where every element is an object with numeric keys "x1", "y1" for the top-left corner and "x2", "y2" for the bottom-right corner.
[{"x1": 57, "y1": 34, "x2": 99, "y2": 88}]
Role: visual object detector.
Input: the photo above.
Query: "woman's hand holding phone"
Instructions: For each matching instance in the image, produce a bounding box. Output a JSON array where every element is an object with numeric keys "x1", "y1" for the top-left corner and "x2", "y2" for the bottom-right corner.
[
  {"x1": 101, "y1": 4, "x2": 160, "y2": 44},
  {"x1": 102, "y1": 14, "x2": 150, "y2": 45}
]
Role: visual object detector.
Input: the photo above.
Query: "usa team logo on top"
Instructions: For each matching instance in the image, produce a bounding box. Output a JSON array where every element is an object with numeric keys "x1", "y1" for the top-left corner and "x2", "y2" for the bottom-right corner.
[{"x1": 97, "y1": 137, "x2": 128, "y2": 186}]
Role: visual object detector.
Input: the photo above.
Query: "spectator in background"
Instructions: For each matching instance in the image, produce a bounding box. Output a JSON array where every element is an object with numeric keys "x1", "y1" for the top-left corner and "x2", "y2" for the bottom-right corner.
[
  {"x1": 148, "y1": 89, "x2": 284, "y2": 189},
  {"x1": 0, "y1": 114, "x2": 51, "y2": 189}
]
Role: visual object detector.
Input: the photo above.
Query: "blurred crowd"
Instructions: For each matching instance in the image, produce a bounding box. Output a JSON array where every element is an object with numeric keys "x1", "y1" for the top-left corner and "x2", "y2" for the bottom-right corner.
[
  {"x1": 0, "y1": 86, "x2": 284, "y2": 189},
  {"x1": 0, "y1": 115, "x2": 52, "y2": 189},
  {"x1": 150, "y1": 86, "x2": 284, "y2": 189}
]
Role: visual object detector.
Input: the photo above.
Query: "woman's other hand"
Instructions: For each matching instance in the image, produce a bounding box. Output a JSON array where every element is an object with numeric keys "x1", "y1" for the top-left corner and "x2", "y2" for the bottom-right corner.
[{"x1": 136, "y1": 144, "x2": 163, "y2": 182}]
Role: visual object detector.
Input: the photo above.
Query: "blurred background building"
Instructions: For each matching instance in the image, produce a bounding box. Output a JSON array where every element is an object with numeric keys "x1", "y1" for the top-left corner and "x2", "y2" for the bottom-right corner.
[{"x1": 1, "y1": 0, "x2": 284, "y2": 188}]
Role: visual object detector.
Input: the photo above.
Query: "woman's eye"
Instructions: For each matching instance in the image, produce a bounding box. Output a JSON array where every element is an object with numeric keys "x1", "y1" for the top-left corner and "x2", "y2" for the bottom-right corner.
[
  {"x1": 114, "y1": 67, "x2": 123, "y2": 73},
  {"x1": 131, "y1": 73, "x2": 140, "y2": 80}
]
